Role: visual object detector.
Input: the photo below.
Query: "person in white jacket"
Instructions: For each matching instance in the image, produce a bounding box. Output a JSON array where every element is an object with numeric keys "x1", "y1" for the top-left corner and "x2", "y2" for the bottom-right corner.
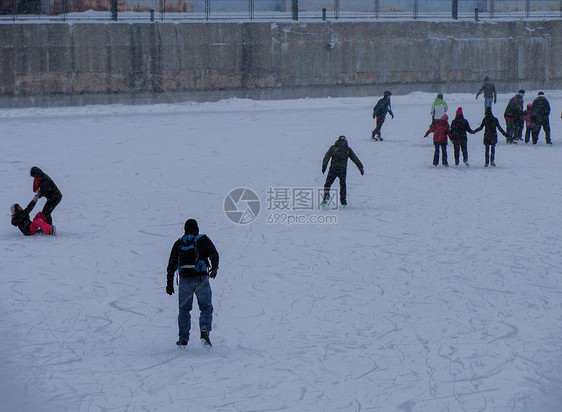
[{"x1": 431, "y1": 93, "x2": 448, "y2": 125}]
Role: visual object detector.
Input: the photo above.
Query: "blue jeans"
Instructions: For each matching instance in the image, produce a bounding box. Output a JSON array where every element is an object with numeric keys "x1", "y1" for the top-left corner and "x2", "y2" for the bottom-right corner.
[{"x1": 178, "y1": 275, "x2": 213, "y2": 341}]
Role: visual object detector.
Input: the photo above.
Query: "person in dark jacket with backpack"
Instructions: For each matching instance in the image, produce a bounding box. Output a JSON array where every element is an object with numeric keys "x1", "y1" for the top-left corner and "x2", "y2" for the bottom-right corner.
[
  {"x1": 30, "y1": 166, "x2": 63, "y2": 225},
  {"x1": 450, "y1": 107, "x2": 475, "y2": 167},
  {"x1": 371, "y1": 91, "x2": 394, "y2": 141},
  {"x1": 530, "y1": 91, "x2": 552, "y2": 145},
  {"x1": 166, "y1": 219, "x2": 219, "y2": 350},
  {"x1": 473, "y1": 108, "x2": 508, "y2": 167},
  {"x1": 322, "y1": 135, "x2": 364, "y2": 207},
  {"x1": 11, "y1": 196, "x2": 56, "y2": 236},
  {"x1": 503, "y1": 90, "x2": 525, "y2": 144}
]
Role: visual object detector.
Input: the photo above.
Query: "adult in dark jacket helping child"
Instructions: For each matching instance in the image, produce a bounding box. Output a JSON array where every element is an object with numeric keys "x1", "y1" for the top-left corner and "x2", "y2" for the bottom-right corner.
[{"x1": 30, "y1": 166, "x2": 63, "y2": 225}]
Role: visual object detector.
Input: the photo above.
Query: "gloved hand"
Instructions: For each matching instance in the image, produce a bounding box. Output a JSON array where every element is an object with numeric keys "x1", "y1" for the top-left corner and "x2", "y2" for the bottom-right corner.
[
  {"x1": 322, "y1": 167, "x2": 326, "y2": 174},
  {"x1": 208, "y1": 267, "x2": 217, "y2": 279},
  {"x1": 390, "y1": 113, "x2": 394, "y2": 119},
  {"x1": 166, "y1": 283, "x2": 174, "y2": 295}
]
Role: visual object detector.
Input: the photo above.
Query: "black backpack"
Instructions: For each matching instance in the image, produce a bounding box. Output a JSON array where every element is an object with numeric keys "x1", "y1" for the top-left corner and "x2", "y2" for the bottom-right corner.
[
  {"x1": 177, "y1": 234, "x2": 207, "y2": 275},
  {"x1": 373, "y1": 99, "x2": 385, "y2": 117}
]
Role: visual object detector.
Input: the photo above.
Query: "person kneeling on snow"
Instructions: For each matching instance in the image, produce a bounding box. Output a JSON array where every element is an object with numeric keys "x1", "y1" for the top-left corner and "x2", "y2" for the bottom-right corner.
[{"x1": 11, "y1": 196, "x2": 56, "y2": 236}]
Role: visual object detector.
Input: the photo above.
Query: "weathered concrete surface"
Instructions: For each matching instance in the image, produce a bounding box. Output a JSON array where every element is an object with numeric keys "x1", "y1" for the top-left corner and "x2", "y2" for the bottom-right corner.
[{"x1": 0, "y1": 20, "x2": 560, "y2": 106}]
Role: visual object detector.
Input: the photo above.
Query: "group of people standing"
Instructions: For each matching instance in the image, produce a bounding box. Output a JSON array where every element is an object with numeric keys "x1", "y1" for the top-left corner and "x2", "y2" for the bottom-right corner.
[
  {"x1": 476, "y1": 76, "x2": 552, "y2": 146},
  {"x1": 323, "y1": 81, "x2": 555, "y2": 208},
  {"x1": 503, "y1": 90, "x2": 552, "y2": 145},
  {"x1": 424, "y1": 79, "x2": 553, "y2": 168}
]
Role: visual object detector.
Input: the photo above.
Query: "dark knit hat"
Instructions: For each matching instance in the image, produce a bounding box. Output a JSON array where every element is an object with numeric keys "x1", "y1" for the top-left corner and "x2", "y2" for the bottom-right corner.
[
  {"x1": 184, "y1": 219, "x2": 199, "y2": 235},
  {"x1": 30, "y1": 166, "x2": 42, "y2": 177},
  {"x1": 338, "y1": 135, "x2": 347, "y2": 141},
  {"x1": 538, "y1": 91, "x2": 544, "y2": 95},
  {"x1": 518, "y1": 89, "x2": 525, "y2": 95}
]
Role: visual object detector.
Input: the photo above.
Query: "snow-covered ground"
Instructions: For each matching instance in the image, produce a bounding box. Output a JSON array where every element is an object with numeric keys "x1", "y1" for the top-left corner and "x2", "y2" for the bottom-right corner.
[{"x1": 1, "y1": 91, "x2": 561, "y2": 412}]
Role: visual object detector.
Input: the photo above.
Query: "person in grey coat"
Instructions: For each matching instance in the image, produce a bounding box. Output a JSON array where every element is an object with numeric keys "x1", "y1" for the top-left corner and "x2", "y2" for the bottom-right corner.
[{"x1": 476, "y1": 76, "x2": 497, "y2": 111}]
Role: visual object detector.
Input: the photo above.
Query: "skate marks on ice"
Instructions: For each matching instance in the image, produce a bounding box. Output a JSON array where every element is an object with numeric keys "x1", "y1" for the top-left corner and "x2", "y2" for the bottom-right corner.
[{"x1": 1, "y1": 93, "x2": 562, "y2": 410}]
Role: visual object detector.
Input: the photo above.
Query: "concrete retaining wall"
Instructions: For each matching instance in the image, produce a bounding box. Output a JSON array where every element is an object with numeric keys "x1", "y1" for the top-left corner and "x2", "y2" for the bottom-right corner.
[{"x1": 0, "y1": 20, "x2": 561, "y2": 107}]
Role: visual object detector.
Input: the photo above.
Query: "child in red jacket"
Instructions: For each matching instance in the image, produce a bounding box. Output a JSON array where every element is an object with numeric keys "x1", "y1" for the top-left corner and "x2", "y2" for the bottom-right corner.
[
  {"x1": 522, "y1": 103, "x2": 536, "y2": 144},
  {"x1": 424, "y1": 113, "x2": 452, "y2": 167}
]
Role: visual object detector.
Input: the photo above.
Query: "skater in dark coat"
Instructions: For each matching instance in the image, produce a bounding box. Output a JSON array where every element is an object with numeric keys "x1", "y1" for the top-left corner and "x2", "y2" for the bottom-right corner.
[
  {"x1": 530, "y1": 91, "x2": 552, "y2": 145},
  {"x1": 166, "y1": 219, "x2": 219, "y2": 349},
  {"x1": 476, "y1": 76, "x2": 497, "y2": 111},
  {"x1": 450, "y1": 107, "x2": 475, "y2": 167},
  {"x1": 371, "y1": 91, "x2": 394, "y2": 141},
  {"x1": 473, "y1": 108, "x2": 508, "y2": 167},
  {"x1": 30, "y1": 166, "x2": 63, "y2": 225},
  {"x1": 503, "y1": 90, "x2": 525, "y2": 144},
  {"x1": 424, "y1": 113, "x2": 452, "y2": 167},
  {"x1": 11, "y1": 197, "x2": 56, "y2": 236},
  {"x1": 322, "y1": 135, "x2": 364, "y2": 207}
]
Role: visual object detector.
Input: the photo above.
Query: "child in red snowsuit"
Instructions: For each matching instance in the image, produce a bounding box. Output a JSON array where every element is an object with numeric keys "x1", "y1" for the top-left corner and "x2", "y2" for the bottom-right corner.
[
  {"x1": 522, "y1": 103, "x2": 536, "y2": 144},
  {"x1": 11, "y1": 197, "x2": 56, "y2": 236},
  {"x1": 424, "y1": 113, "x2": 452, "y2": 167}
]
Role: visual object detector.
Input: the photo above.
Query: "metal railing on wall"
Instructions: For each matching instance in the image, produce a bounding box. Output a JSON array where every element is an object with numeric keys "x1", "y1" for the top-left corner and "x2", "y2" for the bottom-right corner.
[{"x1": 1, "y1": 0, "x2": 560, "y2": 21}]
